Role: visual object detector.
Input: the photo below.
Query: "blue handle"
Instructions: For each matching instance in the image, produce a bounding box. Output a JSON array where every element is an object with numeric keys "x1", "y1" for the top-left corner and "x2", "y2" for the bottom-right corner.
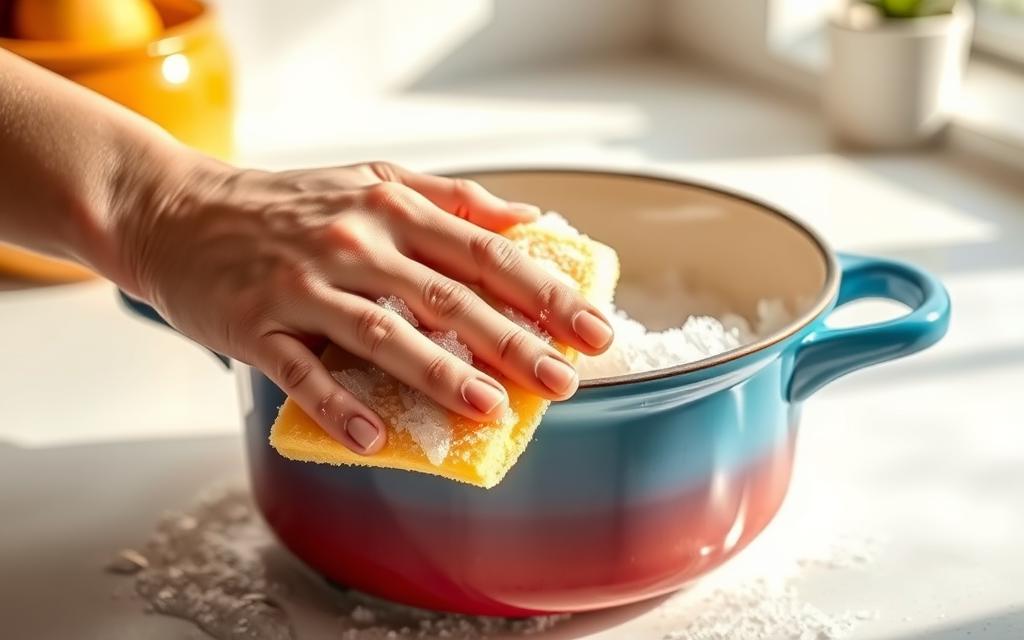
[
  {"x1": 788, "y1": 253, "x2": 950, "y2": 402},
  {"x1": 119, "y1": 291, "x2": 232, "y2": 368}
]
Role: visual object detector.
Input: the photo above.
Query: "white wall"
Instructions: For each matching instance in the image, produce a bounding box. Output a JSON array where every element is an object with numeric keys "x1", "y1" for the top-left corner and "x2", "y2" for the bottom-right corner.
[
  {"x1": 209, "y1": 0, "x2": 655, "y2": 112},
  {"x1": 206, "y1": 0, "x2": 828, "y2": 157},
  {"x1": 656, "y1": 0, "x2": 823, "y2": 95}
]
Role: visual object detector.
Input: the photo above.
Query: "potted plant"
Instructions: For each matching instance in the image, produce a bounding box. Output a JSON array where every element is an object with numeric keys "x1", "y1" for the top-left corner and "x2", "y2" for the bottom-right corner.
[{"x1": 825, "y1": 0, "x2": 974, "y2": 148}]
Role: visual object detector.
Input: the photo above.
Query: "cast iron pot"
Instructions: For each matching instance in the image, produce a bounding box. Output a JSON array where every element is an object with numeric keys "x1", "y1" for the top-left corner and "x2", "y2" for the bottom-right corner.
[{"x1": 123, "y1": 169, "x2": 950, "y2": 617}]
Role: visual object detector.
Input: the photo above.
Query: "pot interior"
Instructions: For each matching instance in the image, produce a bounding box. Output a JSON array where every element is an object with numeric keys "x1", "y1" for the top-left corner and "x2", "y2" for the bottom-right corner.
[{"x1": 464, "y1": 170, "x2": 834, "y2": 373}]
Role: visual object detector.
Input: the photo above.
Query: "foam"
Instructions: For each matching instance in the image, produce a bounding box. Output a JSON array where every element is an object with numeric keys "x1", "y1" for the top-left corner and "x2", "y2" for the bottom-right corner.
[
  {"x1": 271, "y1": 213, "x2": 794, "y2": 487},
  {"x1": 271, "y1": 214, "x2": 619, "y2": 487},
  {"x1": 329, "y1": 302, "x2": 481, "y2": 466},
  {"x1": 501, "y1": 306, "x2": 551, "y2": 344},
  {"x1": 577, "y1": 290, "x2": 789, "y2": 380},
  {"x1": 342, "y1": 219, "x2": 792, "y2": 458},
  {"x1": 377, "y1": 294, "x2": 418, "y2": 327},
  {"x1": 426, "y1": 329, "x2": 473, "y2": 364}
]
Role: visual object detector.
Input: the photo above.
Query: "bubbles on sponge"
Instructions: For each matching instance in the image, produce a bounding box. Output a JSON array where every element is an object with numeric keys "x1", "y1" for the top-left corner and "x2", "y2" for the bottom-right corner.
[
  {"x1": 501, "y1": 306, "x2": 551, "y2": 345},
  {"x1": 331, "y1": 298, "x2": 483, "y2": 466},
  {"x1": 426, "y1": 329, "x2": 473, "y2": 364},
  {"x1": 377, "y1": 295, "x2": 418, "y2": 327}
]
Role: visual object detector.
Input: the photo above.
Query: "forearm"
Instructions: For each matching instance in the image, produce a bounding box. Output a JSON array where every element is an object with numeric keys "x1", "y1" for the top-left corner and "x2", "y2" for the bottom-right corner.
[{"x1": 0, "y1": 48, "x2": 199, "y2": 289}]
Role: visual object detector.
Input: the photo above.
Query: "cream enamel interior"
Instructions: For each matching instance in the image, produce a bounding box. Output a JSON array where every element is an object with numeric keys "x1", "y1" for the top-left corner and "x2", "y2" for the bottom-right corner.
[{"x1": 462, "y1": 169, "x2": 838, "y2": 384}]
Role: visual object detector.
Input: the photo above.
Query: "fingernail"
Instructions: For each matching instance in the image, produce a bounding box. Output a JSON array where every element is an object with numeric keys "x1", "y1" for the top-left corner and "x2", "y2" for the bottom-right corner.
[
  {"x1": 535, "y1": 355, "x2": 578, "y2": 396},
  {"x1": 572, "y1": 310, "x2": 613, "y2": 349},
  {"x1": 345, "y1": 416, "x2": 380, "y2": 452},
  {"x1": 507, "y1": 202, "x2": 541, "y2": 218},
  {"x1": 461, "y1": 378, "x2": 506, "y2": 415}
]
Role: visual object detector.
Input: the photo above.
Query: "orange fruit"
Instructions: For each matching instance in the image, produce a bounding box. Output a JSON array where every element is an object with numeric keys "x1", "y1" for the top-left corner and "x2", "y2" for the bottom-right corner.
[{"x1": 12, "y1": 0, "x2": 163, "y2": 47}]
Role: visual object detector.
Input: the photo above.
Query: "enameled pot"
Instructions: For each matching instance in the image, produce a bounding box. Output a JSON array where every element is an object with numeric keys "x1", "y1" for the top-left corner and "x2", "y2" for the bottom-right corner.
[{"x1": 123, "y1": 169, "x2": 950, "y2": 617}]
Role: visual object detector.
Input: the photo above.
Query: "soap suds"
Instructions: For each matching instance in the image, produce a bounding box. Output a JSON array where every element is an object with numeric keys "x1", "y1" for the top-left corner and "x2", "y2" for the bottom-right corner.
[
  {"x1": 331, "y1": 300, "x2": 544, "y2": 466},
  {"x1": 332, "y1": 366, "x2": 453, "y2": 466},
  {"x1": 396, "y1": 385, "x2": 453, "y2": 466},
  {"x1": 578, "y1": 291, "x2": 792, "y2": 380},
  {"x1": 501, "y1": 305, "x2": 551, "y2": 344},
  {"x1": 425, "y1": 329, "x2": 473, "y2": 364},
  {"x1": 357, "y1": 217, "x2": 797, "y2": 459},
  {"x1": 377, "y1": 295, "x2": 419, "y2": 327},
  {"x1": 577, "y1": 310, "x2": 747, "y2": 380},
  {"x1": 330, "y1": 300, "x2": 485, "y2": 466}
]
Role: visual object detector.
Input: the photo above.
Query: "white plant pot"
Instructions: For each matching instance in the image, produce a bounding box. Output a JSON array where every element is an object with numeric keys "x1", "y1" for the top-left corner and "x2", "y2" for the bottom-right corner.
[{"x1": 825, "y1": 3, "x2": 974, "y2": 148}]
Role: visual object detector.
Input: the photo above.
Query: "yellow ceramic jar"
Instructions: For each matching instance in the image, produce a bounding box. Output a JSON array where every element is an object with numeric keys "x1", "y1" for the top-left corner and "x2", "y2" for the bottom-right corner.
[{"x1": 0, "y1": 0, "x2": 233, "y2": 281}]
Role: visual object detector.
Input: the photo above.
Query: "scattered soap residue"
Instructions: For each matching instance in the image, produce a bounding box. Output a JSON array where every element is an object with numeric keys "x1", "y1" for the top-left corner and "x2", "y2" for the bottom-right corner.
[
  {"x1": 111, "y1": 486, "x2": 880, "y2": 640},
  {"x1": 110, "y1": 487, "x2": 569, "y2": 640},
  {"x1": 661, "y1": 581, "x2": 875, "y2": 640},
  {"x1": 654, "y1": 489, "x2": 880, "y2": 640},
  {"x1": 107, "y1": 488, "x2": 293, "y2": 640}
]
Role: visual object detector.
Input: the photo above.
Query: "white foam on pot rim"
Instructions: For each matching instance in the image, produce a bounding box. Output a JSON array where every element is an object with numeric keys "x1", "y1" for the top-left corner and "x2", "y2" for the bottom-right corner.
[
  {"x1": 576, "y1": 296, "x2": 790, "y2": 380},
  {"x1": 328, "y1": 214, "x2": 792, "y2": 463}
]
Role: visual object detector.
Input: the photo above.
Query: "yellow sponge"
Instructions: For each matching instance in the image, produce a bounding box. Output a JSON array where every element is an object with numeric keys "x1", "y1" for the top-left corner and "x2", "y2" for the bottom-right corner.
[{"x1": 269, "y1": 217, "x2": 619, "y2": 488}]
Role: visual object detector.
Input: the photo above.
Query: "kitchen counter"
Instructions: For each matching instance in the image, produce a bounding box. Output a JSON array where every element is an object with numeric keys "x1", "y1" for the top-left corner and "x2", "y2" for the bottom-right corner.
[{"x1": 2, "y1": 57, "x2": 1022, "y2": 639}]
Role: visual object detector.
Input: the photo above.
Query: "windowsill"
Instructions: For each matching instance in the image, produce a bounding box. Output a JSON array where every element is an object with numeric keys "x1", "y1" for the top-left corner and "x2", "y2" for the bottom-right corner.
[
  {"x1": 950, "y1": 56, "x2": 1024, "y2": 167},
  {"x1": 770, "y1": 31, "x2": 1024, "y2": 169}
]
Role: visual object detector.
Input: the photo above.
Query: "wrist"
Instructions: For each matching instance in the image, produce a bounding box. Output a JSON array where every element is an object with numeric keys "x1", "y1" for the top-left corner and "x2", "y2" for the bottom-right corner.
[{"x1": 96, "y1": 130, "x2": 231, "y2": 300}]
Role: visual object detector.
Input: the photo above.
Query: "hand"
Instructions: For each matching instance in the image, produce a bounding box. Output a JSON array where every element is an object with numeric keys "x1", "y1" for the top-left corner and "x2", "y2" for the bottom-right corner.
[{"x1": 117, "y1": 158, "x2": 614, "y2": 455}]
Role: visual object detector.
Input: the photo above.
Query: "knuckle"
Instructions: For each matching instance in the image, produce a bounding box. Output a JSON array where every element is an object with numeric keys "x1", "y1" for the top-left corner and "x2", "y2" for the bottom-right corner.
[
  {"x1": 323, "y1": 220, "x2": 379, "y2": 260},
  {"x1": 278, "y1": 356, "x2": 314, "y2": 391},
  {"x1": 323, "y1": 219, "x2": 363, "y2": 248},
  {"x1": 423, "y1": 278, "x2": 474, "y2": 320},
  {"x1": 355, "y1": 308, "x2": 398, "y2": 356},
  {"x1": 318, "y1": 390, "x2": 353, "y2": 419},
  {"x1": 226, "y1": 295, "x2": 281, "y2": 351},
  {"x1": 281, "y1": 269, "x2": 319, "y2": 299},
  {"x1": 452, "y1": 178, "x2": 481, "y2": 199},
  {"x1": 423, "y1": 355, "x2": 454, "y2": 388},
  {"x1": 362, "y1": 181, "x2": 407, "y2": 212},
  {"x1": 366, "y1": 161, "x2": 400, "y2": 183},
  {"x1": 224, "y1": 290, "x2": 265, "y2": 328},
  {"x1": 469, "y1": 233, "x2": 521, "y2": 273},
  {"x1": 536, "y1": 279, "x2": 568, "y2": 312},
  {"x1": 496, "y1": 328, "x2": 531, "y2": 362}
]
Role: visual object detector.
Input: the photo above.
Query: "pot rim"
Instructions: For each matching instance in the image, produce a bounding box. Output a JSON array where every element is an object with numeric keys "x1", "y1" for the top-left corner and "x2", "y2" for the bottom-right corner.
[{"x1": 448, "y1": 167, "x2": 841, "y2": 389}]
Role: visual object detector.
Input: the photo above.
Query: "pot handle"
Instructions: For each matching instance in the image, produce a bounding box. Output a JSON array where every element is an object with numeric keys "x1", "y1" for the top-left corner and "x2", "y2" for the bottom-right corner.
[
  {"x1": 119, "y1": 291, "x2": 232, "y2": 368},
  {"x1": 787, "y1": 253, "x2": 950, "y2": 402}
]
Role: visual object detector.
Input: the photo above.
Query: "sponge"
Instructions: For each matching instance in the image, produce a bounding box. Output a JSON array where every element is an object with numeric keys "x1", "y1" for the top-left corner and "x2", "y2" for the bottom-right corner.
[{"x1": 269, "y1": 216, "x2": 619, "y2": 488}]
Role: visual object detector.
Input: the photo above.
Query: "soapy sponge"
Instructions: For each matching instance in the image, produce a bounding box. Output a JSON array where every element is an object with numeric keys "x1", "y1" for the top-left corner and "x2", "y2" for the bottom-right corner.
[{"x1": 269, "y1": 215, "x2": 619, "y2": 488}]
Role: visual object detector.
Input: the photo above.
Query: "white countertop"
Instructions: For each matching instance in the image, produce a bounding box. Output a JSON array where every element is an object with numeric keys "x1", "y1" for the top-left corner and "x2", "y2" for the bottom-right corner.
[{"x1": 2, "y1": 57, "x2": 1023, "y2": 639}]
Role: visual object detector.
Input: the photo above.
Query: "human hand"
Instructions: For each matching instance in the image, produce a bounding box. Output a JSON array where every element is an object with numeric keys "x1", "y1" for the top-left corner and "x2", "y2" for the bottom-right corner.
[{"x1": 117, "y1": 159, "x2": 614, "y2": 455}]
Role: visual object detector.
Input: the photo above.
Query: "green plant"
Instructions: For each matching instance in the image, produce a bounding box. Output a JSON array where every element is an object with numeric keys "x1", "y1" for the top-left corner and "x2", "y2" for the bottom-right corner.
[{"x1": 868, "y1": 0, "x2": 958, "y2": 17}]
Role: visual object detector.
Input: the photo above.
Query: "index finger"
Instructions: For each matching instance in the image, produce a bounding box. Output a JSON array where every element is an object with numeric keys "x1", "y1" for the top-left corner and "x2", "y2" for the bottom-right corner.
[
  {"x1": 406, "y1": 212, "x2": 614, "y2": 356},
  {"x1": 369, "y1": 163, "x2": 541, "y2": 231}
]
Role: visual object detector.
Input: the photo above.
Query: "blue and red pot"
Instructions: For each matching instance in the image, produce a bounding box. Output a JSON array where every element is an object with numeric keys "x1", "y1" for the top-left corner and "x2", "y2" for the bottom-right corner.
[{"x1": 124, "y1": 169, "x2": 950, "y2": 617}]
